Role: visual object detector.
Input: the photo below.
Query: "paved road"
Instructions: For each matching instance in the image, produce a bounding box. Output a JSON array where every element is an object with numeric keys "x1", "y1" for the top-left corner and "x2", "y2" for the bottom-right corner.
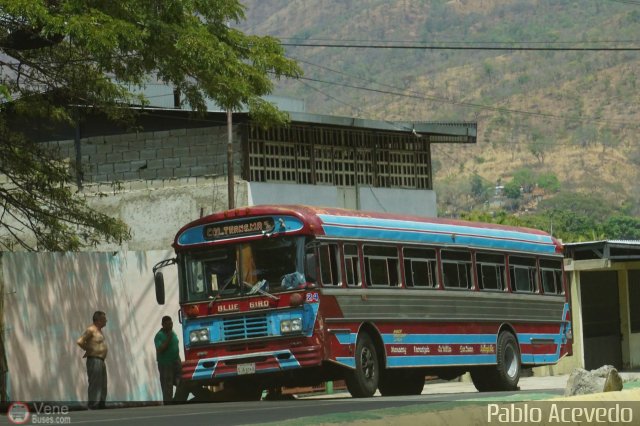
[
  {"x1": 3, "y1": 373, "x2": 638, "y2": 426},
  {"x1": 1, "y1": 389, "x2": 560, "y2": 426}
]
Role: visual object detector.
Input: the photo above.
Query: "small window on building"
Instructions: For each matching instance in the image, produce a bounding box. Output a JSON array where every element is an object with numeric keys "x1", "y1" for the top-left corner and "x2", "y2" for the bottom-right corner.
[
  {"x1": 476, "y1": 253, "x2": 506, "y2": 291},
  {"x1": 540, "y1": 259, "x2": 563, "y2": 295},
  {"x1": 441, "y1": 250, "x2": 472, "y2": 289},
  {"x1": 319, "y1": 244, "x2": 341, "y2": 286},
  {"x1": 363, "y1": 245, "x2": 399, "y2": 286},
  {"x1": 403, "y1": 247, "x2": 438, "y2": 288},
  {"x1": 509, "y1": 256, "x2": 538, "y2": 293},
  {"x1": 344, "y1": 244, "x2": 361, "y2": 287}
]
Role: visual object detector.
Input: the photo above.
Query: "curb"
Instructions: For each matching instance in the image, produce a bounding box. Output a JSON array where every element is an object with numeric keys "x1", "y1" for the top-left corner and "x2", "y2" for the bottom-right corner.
[{"x1": 343, "y1": 388, "x2": 640, "y2": 426}]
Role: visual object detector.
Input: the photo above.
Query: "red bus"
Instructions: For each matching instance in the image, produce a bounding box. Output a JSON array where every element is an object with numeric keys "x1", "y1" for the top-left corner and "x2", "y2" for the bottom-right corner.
[{"x1": 153, "y1": 205, "x2": 572, "y2": 399}]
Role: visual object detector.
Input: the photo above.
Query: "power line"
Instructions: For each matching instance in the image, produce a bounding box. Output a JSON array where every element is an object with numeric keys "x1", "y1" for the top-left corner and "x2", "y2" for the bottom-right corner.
[
  {"x1": 297, "y1": 79, "x2": 413, "y2": 134},
  {"x1": 287, "y1": 56, "x2": 640, "y2": 128},
  {"x1": 296, "y1": 72, "x2": 595, "y2": 148},
  {"x1": 294, "y1": 74, "x2": 640, "y2": 129},
  {"x1": 607, "y1": 0, "x2": 640, "y2": 5},
  {"x1": 279, "y1": 37, "x2": 640, "y2": 45},
  {"x1": 283, "y1": 42, "x2": 640, "y2": 51}
]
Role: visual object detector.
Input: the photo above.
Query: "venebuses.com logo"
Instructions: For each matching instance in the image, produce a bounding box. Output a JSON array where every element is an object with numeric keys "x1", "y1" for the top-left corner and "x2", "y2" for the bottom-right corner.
[
  {"x1": 7, "y1": 402, "x2": 30, "y2": 424},
  {"x1": 6, "y1": 402, "x2": 72, "y2": 424}
]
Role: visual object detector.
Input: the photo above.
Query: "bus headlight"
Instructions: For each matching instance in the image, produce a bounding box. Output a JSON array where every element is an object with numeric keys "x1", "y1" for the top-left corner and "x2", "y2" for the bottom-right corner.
[
  {"x1": 189, "y1": 328, "x2": 210, "y2": 343},
  {"x1": 281, "y1": 317, "x2": 302, "y2": 334}
]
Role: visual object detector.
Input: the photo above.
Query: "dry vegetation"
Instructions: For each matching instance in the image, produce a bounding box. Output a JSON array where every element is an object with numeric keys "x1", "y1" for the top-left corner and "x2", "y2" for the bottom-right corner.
[{"x1": 239, "y1": 0, "x2": 640, "y2": 215}]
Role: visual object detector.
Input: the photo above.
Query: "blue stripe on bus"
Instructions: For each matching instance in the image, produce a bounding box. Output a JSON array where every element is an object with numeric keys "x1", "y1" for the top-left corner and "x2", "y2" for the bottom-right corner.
[
  {"x1": 335, "y1": 357, "x2": 356, "y2": 368},
  {"x1": 556, "y1": 303, "x2": 570, "y2": 360},
  {"x1": 319, "y1": 215, "x2": 552, "y2": 242},
  {"x1": 387, "y1": 354, "x2": 497, "y2": 367},
  {"x1": 278, "y1": 356, "x2": 302, "y2": 370},
  {"x1": 318, "y1": 215, "x2": 556, "y2": 254},
  {"x1": 322, "y1": 224, "x2": 555, "y2": 254},
  {"x1": 193, "y1": 360, "x2": 217, "y2": 380},
  {"x1": 382, "y1": 334, "x2": 496, "y2": 345},
  {"x1": 521, "y1": 354, "x2": 560, "y2": 364},
  {"x1": 338, "y1": 332, "x2": 565, "y2": 347}
]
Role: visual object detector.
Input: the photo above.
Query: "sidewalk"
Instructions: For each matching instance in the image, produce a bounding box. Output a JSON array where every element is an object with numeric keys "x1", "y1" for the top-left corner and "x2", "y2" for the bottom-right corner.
[
  {"x1": 299, "y1": 371, "x2": 640, "y2": 399},
  {"x1": 292, "y1": 373, "x2": 640, "y2": 425}
]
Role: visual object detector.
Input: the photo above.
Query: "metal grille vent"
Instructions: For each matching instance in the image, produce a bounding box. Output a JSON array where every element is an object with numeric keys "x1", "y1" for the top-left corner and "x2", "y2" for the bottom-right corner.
[{"x1": 222, "y1": 315, "x2": 269, "y2": 341}]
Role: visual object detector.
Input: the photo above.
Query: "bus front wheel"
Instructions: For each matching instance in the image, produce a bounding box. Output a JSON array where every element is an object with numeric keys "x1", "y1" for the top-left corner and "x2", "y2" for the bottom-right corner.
[{"x1": 346, "y1": 333, "x2": 379, "y2": 398}]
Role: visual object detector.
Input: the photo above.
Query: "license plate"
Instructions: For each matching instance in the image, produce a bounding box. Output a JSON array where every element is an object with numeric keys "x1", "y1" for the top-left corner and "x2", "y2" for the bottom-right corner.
[{"x1": 237, "y1": 363, "x2": 256, "y2": 375}]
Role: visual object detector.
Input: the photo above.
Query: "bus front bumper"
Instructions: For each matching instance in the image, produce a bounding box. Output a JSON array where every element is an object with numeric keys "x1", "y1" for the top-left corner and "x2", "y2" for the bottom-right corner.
[{"x1": 182, "y1": 344, "x2": 323, "y2": 382}]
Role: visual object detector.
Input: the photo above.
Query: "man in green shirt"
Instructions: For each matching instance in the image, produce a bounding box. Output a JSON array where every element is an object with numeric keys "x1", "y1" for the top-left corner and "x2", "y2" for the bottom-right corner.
[{"x1": 154, "y1": 316, "x2": 182, "y2": 404}]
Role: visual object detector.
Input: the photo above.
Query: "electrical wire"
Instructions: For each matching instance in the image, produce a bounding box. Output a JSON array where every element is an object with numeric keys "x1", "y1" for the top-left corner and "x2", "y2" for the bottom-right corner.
[
  {"x1": 286, "y1": 56, "x2": 639, "y2": 127},
  {"x1": 282, "y1": 42, "x2": 640, "y2": 51}
]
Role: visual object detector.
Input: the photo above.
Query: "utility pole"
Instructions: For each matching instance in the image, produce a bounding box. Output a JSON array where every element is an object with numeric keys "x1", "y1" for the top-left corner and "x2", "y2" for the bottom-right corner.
[{"x1": 227, "y1": 110, "x2": 234, "y2": 209}]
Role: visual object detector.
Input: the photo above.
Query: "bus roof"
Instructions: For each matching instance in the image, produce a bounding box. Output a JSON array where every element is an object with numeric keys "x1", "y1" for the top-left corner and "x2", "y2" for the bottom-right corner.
[{"x1": 174, "y1": 205, "x2": 562, "y2": 255}]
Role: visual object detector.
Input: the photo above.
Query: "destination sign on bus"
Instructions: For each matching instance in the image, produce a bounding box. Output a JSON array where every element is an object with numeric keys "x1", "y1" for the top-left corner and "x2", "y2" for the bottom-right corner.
[{"x1": 203, "y1": 218, "x2": 275, "y2": 240}]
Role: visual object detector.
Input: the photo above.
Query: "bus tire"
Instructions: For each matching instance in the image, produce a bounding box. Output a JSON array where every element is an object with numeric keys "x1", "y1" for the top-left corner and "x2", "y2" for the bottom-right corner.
[
  {"x1": 378, "y1": 369, "x2": 402, "y2": 396},
  {"x1": 494, "y1": 331, "x2": 520, "y2": 391},
  {"x1": 471, "y1": 331, "x2": 521, "y2": 392},
  {"x1": 346, "y1": 333, "x2": 379, "y2": 398},
  {"x1": 379, "y1": 369, "x2": 424, "y2": 396},
  {"x1": 470, "y1": 367, "x2": 496, "y2": 392}
]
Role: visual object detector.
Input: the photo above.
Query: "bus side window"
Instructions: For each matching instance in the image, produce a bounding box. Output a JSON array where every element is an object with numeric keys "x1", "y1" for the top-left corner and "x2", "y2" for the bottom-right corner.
[
  {"x1": 319, "y1": 244, "x2": 341, "y2": 286},
  {"x1": 509, "y1": 256, "x2": 538, "y2": 293},
  {"x1": 344, "y1": 244, "x2": 361, "y2": 287},
  {"x1": 403, "y1": 247, "x2": 438, "y2": 288},
  {"x1": 441, "y1": 250, "x2": 472, "y2": 289},
  {"x1": 363, "y1": 245, "x2": 399, "y2": 287},
  {"x1": 540, "y1": 258, "x2": 563, "y2": 294},
  {"x1": 476, "y1": 253, "x2": 506, "y2": 291}
]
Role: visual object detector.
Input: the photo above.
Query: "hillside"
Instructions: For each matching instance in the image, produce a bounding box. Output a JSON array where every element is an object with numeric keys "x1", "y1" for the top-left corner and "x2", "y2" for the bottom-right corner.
[{"x1": 237, "y1": 0, "x2": 640, "y2": 222}]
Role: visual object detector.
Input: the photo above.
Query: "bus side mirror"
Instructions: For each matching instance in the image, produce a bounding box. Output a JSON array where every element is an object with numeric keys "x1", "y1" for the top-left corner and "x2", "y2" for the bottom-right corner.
[{"x1": 155, "y1": 272, "x2": 166, "y2": 305}]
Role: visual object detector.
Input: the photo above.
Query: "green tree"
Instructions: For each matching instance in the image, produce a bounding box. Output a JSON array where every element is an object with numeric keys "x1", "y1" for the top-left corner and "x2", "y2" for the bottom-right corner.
[
  {"x1": 536, "y1": 173, "x2": 560, "y2": 192},
  {"x1": 603, "y1": 216, "x2": 640, "y2": 240},
  {"x1": 503, "y1": 180, "x2": 522, "y2": 199},
  {"x1": 470, "y1": 174, "x2": 490, "y2": 202},
  {"x1": 0, "y1": 0, "x2": 301, "y2": 250}
]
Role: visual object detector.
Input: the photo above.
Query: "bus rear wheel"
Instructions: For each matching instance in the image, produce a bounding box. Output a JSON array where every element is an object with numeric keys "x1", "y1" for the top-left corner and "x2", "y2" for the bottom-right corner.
[
  {"x1": 378, "y1": 369, "x2": 425, "y2": 396},
  {"x1": 471, "y1": 331, "x2": 521, "y2": 392},
  {"x1": 346, "y1": 333, "x2": 379, "y2": 398}
]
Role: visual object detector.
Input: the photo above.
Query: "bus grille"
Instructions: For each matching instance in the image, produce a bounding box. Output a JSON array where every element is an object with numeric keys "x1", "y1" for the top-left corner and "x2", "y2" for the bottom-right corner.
[{"x1": 222, "y1": 315, "x2": 269, "y2": 341}]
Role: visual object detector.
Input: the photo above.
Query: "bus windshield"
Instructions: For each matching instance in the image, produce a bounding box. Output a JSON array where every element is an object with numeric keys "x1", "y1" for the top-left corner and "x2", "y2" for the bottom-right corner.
[{"x1": 181, "y1": 236, "x2": 307, "y2": 302}]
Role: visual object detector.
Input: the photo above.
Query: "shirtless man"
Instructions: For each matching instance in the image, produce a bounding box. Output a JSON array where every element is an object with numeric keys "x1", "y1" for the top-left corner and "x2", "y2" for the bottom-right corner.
[{"x1": 76, "y1": 311, "x2": 108, "y2": 409}]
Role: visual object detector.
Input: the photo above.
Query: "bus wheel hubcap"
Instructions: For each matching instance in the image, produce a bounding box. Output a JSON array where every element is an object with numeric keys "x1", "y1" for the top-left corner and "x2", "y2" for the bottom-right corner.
[
  {"x1": 361, "y1": 348, "x2": 374, "y2": 379},
  {"x1": 505, "y1": 345, "x2": 518, "y2": 378}
]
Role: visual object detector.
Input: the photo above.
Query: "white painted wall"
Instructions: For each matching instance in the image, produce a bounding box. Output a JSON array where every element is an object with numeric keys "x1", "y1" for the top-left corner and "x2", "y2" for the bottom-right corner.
[
  {"x1": 358, "y1": 186, "x2": 437, "y2": 217},
  {"x1": 1, "y1": 251, "x2": 180, "y2": 402},
  {"x1": 87, "y1": 177, "x2": 249, "y2": 251},
  {"x1": 248, "y1": 182, "x2": 437, "y2": 217}
]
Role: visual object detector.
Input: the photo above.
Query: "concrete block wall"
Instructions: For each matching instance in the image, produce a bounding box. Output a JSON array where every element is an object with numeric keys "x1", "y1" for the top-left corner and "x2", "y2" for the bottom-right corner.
[{"x1": 46, "y1": 126, "x2": 243, "y2": 184}]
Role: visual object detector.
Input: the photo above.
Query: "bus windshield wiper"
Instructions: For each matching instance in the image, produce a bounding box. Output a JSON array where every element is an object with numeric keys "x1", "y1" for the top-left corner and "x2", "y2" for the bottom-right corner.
[
  {"x1": 209, "y1": 270, "x2": 239, "y2": 306},
  {"x1": 245, "y1": 279, "x2": 279, "y2": 300}
]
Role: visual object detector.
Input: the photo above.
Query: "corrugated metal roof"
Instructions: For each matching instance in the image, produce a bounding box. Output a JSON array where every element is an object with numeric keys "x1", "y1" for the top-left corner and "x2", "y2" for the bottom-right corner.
[
  {"x1": 564, "y1": 240, "x2": 640, "y2": 262},
  {"x1": 134, "y1": 82, "x2": 476, "y2": 140},
  {"x1": 564, "y1": 240, "x2": 640, "y2": 247}
]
